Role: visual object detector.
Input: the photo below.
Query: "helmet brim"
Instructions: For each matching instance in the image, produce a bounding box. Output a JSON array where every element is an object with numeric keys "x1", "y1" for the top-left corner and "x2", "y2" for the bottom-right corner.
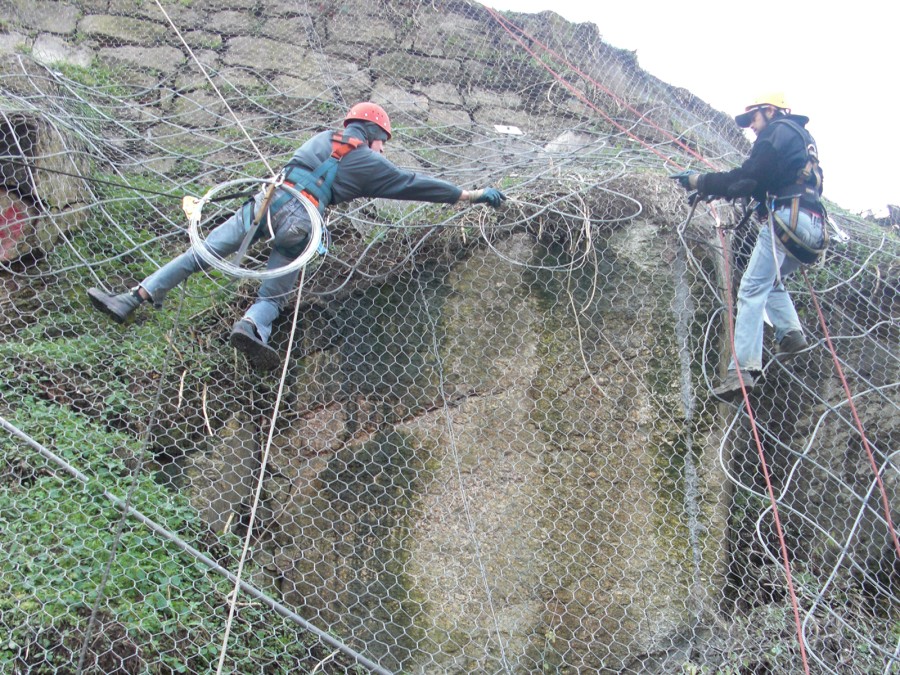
[{"x1": 735, "y1": 111, "x2": 755, "y2": 128}]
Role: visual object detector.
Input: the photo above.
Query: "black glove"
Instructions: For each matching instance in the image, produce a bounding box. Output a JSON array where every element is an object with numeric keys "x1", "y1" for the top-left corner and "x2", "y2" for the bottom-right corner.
[
  {"x1": 669, "y1": 170, "x2": 698, "y2": 191},
  {"x1": 473, "y1": 187, "x2": 506, "y2": 208}
]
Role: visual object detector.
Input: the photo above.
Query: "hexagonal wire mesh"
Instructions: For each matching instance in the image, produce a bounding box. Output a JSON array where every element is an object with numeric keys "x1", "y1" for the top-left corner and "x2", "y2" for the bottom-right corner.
[{"x1": 0, "y1": 0, "x2": 897, "y2": 673}]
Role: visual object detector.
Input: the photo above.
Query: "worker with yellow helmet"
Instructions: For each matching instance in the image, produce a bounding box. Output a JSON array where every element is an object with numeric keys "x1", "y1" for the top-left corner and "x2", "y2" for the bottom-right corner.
[{"x1": 671, "y1": 92, "x2": 827, "y2": 401}]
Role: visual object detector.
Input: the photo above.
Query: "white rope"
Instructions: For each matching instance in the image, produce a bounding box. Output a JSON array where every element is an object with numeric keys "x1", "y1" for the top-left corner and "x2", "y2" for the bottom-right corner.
[
  {"x1": 215, "y1": 266, "x2": 313, "y2": 674},
  {"x1": 150, "y1": 10, "x2": 329, "y2": 660},
  {"x1": 419, "y1": 283, "x2": 513, "y2": 674},
  {"x1": 125, "y1": 8, "x2": 325, "y2": 643},
  {"x1": 188, "y1": 178, "x2": 324, "y2": 280},
  {"x1": 152, "y1": 0, "x2": 274, "y2": 177},
  {"x1": 145, "y1": 9, "x2": 326, "y2": 668},
  {"x1": 769, "y1": 213, "x2": 785, "y2": 289}
]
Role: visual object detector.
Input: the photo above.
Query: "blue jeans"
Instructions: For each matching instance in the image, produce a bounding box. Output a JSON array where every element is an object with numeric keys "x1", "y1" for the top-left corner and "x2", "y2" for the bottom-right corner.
[
  {"x1": 140, "y1": 189, "x2": 311, "y2": 344},
  {"x1": 729, "y1": 206, "x2": 825, "y2": 372}
]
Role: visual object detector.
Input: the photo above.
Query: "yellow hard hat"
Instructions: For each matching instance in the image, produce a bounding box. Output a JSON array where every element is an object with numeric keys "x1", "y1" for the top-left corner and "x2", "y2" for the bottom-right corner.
[
  {"x1": 747, "y1": 92, "x2": 790, "y2": 111},
  {"x1": 735, "y1": 92, "x2": 791, "y2": 127}
]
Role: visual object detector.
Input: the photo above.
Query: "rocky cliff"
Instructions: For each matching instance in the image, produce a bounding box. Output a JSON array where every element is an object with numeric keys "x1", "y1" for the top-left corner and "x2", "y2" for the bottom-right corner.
[{"x1": 0, "y1": 1, "x2": 896, "y2": 673}]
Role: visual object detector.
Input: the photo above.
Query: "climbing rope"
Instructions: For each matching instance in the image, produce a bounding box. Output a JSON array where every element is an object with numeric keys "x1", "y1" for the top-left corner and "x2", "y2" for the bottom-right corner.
[
  {"x1": 147, "y1": 2, "x2": 340, "y2": 667},
  {"x1": 483, "y1": 7, "x2": 680, "y2": 169},
  {"x1": 716, "y1": 225, "x2": 812, "y2": 674},
  {"x1": 664, "y1": 164, "x2": 813, "y2": 669},
  {"x1": 151, "y1": 0, "x2": 274, "y2": 178},
  {"x1": 214, "y1": 266, "x2": 326, "y2": 674},
  {"x1": 420, "y1": 296, "x2": 514, "y2": 674},
  {"x1": 803, "y1": 271, "x2": 900, "y2": 561},
  {"x1": 484, "y1": 6, "x2": 718, "y2": 170}
]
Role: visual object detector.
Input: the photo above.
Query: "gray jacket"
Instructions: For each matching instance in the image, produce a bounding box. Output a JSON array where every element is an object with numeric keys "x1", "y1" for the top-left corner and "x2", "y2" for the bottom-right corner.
[{"x1": 286, "y1": 124, "x2": 463, "y2": 206}]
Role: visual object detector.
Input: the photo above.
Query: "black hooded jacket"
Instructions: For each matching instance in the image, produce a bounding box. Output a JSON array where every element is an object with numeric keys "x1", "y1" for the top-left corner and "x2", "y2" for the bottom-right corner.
[{"x1": 698, "y1": 113, "x2": 823, "y2": 208}]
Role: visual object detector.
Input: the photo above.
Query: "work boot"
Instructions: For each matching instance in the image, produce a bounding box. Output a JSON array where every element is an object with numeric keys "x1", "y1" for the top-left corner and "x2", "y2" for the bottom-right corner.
[
  {"x1": 712, "y1": 370, "x2": 757, "y2": 402},
  {"x1": 777, "y1": 330, "x2": 809, "y2": 357},
  {"x1": 229, "y1": 319, "x2": 281, "y2": 372},
  {"x1": 87, "y1": 287, "x2": 142, "y2": 324}
]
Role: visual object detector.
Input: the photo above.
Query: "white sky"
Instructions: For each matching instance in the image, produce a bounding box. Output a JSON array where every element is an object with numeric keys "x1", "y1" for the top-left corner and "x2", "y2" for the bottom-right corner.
[{"x1": 484, "y1": 0, "x2": 899, "y2": 215}]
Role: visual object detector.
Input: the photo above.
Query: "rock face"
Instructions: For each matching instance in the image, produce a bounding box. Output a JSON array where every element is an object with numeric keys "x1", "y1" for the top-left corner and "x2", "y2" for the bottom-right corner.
[
  {"x1": 1, "y1": 1, "x2": 895, "y2": 673},
  {"x1": 245, "y1": 228, "x2": 729, "y2": 672}
]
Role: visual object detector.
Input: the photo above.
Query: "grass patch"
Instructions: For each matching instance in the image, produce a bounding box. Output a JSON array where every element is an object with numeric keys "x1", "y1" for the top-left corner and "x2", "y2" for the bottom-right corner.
[{"x1": 0, "y1": 398, "x2": 346, "y2": 672}]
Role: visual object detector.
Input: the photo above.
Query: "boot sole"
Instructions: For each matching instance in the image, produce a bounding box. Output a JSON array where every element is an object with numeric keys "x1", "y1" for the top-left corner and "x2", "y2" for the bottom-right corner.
[
  {"x1": 713, "y1": 386, "x2": 755, "y2": 403},
  {"x1": 713, "y1": 377, "x2": 757, "y2": 402},
  {"x1": 229, "y1": 330, "x2": 281, "y2": 372},
  {"x1": 87, "y1": 288, "x2": 129, "y2": 324}
]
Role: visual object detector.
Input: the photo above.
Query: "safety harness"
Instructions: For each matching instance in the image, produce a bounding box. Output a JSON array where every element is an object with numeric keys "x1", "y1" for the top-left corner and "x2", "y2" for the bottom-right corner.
[
  {"x1": 766, "y1": 118, "x2": 828, "y2": 265},
  {"x1": 230, "y1": 132, "x2": 365, "y2": 266},
  {"x1": 272, "y1": 131, "x2": 365, "y2": 215}
]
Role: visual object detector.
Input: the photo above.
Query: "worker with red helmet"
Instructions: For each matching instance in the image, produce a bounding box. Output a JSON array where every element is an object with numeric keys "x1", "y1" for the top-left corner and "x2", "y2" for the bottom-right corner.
[{"x1": 87, "y1": 102, "x2": 506, "y2": 371}]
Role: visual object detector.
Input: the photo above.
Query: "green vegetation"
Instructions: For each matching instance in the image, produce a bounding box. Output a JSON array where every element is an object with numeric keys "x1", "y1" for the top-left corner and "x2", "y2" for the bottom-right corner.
[
  {"x1": 51, "y1": 61, "x2": 139, "y2": 99},
  {"x1": 0, "y1": 400, "x2": 328, "y2": 672},
  {"x1": 190, "y1": 32, "x2": 223, "y2": 51},
  {"x1": 0, "y1": 130, "x2": 369, "y2": 669},
  {"x1": 0, "y1": 22, "x2": 895, "y2": 672}
]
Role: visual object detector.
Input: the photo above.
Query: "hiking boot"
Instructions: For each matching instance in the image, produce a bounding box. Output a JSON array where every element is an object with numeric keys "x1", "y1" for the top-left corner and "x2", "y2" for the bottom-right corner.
[
  {"x1": 777, "y1": 330, "x2": 809, "y2": 357},
  {"x1": 712, "y1": 370, "x2": 757, "y2": 402},
  {"x1": 87, "y1": 287, "x2": 142, "y2": 324},
  {"x1": 229, "y1": 319, "x2": 281, "y2": 372}
]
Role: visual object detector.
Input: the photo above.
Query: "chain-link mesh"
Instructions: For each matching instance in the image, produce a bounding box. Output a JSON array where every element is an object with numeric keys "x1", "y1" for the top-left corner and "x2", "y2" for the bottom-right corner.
[{"x1": 0, "y1": 1, "x2": 897, "y2": 673}]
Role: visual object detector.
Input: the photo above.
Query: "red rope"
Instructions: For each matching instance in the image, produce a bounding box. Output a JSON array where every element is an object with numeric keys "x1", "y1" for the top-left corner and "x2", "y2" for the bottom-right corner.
[
  {"x1": 484, "y1": 6, "x2": 695, "y2": 168},
  {"x1": 484, "y1": 6, "x2": 719, "y2": 170},
  {"x1": 484, "y1": 9, "x2": 900, "y2": 670},
  {"x1": 485, "y1": 7, "x2": 811, "y2": 668},
  {"x1": 803, "y1": 271, "x2": 900, "y2": 560},
  {"x1": 718, "y1": 229, "x2": 811, "y2": 674}
]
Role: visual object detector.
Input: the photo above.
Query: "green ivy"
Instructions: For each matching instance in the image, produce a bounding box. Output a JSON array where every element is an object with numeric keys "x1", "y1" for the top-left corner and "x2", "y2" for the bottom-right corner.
[{"x1": 0, "y1": 399, "x2": 328, "y2": 672}]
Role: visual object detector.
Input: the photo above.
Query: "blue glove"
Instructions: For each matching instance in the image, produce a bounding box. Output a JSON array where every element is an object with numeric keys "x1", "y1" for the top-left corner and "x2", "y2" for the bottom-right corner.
[
  {"x1": 669, "y1": 170, "x2": 698, "y2": 191},
  {"x1": 473, "y1": 188, "x2": 506, "y2": 208}
]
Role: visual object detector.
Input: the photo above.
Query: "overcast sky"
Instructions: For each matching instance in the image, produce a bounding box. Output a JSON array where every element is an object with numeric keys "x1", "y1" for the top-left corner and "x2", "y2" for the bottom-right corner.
[{"x1": 484, "y1": 0, "x2": 899, "y2": 215}]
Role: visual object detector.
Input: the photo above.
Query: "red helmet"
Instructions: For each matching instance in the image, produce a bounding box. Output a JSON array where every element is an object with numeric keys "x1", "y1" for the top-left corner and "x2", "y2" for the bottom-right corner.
[{"x1": 344, "y1": 102, "x2": 392, "y2": 139}]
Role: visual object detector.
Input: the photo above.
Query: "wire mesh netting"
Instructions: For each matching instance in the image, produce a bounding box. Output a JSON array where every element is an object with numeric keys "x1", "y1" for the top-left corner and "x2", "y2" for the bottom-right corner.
[{"x1": 0, "y1": 0, "x2": 897, "y2": 673}]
